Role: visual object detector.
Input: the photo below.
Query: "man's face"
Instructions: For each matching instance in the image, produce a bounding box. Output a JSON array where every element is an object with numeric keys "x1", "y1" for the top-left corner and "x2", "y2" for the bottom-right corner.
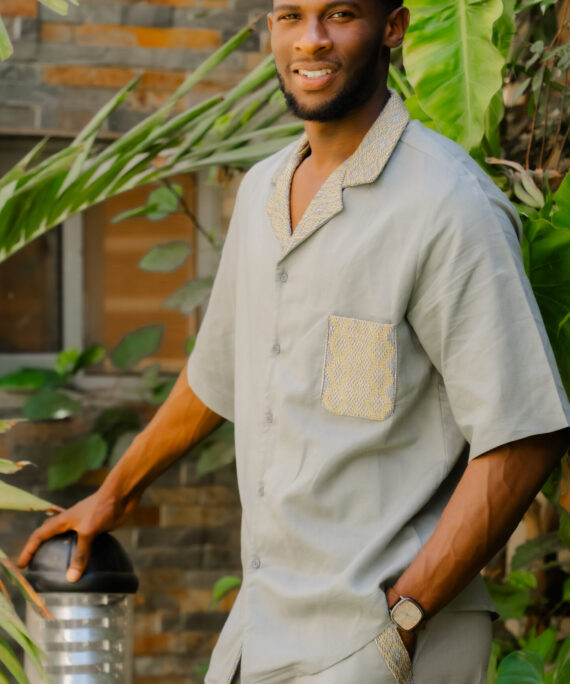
[{"x1": 268, "y1": 0, "x2": 390, "y2": 122}]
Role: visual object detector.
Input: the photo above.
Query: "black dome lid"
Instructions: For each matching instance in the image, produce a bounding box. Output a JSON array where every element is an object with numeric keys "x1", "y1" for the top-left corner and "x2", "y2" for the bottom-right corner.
[{"x1": 25, "y1": 532, "x2": 138, "y2": 594}]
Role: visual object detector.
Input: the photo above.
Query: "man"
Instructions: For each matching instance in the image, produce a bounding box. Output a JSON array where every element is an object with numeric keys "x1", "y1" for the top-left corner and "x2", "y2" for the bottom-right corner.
[{"x1": 19, "y1": 1, "x2": 570, "y2": 682}]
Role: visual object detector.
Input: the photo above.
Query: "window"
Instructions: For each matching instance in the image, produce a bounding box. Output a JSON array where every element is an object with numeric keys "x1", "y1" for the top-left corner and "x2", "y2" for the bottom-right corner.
[{"x1": 0, "y1": 135, "x2": 222, "y2": 379}]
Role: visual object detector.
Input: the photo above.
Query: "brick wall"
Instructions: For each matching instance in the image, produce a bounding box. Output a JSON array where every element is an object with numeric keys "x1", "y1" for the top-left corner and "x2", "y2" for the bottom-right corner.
[
  {"x1": 0, "y1": 3, "x2": 274, "y2": 678},
  {"x1": 0, "y1": 406, "x2": 242, "y2": 682},
  {"x1": 0, "y1": 0, "x2": 272, "y2": 135}
]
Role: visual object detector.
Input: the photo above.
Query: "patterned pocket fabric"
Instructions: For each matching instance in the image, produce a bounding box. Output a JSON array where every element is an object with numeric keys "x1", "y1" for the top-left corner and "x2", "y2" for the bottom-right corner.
[
  {"x1": 321, "y1": 316, "x2": 397, "y2": 421},
  {"x1": 375, "y1": 626, "x2": 413, "y2": 684}
]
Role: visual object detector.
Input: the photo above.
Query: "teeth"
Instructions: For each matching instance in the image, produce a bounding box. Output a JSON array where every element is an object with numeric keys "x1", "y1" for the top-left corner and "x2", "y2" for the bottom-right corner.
[{"x1": 298, "y1": 69, "x2": 332, "y2": 78}]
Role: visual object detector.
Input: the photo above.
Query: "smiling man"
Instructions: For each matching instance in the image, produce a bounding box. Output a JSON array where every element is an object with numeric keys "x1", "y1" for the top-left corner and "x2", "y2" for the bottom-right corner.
[{"x1": 19, "y1": 1, "x2": 570, "y2": 683}]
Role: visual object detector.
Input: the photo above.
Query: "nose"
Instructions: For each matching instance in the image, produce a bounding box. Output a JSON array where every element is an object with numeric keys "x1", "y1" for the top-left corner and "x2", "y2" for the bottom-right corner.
[{"x1": 294, "y1": 17, "x2": 332, "y2": 55}]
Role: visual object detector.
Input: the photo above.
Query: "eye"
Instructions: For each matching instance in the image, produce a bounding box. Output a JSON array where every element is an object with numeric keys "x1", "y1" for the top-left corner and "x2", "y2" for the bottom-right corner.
[
  {"x1": 277, "y1": 12, "x2": 301, "y2": 21},
  {"x1": 329, "y1": 10, "x2": 354, "y2": 20}
]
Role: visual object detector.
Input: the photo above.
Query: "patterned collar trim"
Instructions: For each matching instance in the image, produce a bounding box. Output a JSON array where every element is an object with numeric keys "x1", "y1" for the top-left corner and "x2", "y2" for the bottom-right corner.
[{"x1": 267, "y1": 91, "x2": 410, "y2": 259}]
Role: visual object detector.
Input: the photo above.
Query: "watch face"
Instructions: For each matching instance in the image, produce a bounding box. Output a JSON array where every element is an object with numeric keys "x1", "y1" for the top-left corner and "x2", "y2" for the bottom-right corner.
[{"x1": 391, "y1": 598, "x2": 423, "y2": 631}]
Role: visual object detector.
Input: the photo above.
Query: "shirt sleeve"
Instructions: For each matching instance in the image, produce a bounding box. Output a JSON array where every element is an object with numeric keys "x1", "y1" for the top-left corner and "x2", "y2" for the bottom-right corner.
[
  {"x1": 186, "y1": 188, "x2": 242, "y2": 422},
  {"x1": 407, "y1": 173, "x2": 570, "y2": 460}
]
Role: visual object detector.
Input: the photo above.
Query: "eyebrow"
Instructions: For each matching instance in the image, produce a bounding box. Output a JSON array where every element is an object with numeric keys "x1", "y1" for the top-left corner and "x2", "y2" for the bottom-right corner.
[{"x1": 273, "y1": 1, "x2": 361, "y2": 11}]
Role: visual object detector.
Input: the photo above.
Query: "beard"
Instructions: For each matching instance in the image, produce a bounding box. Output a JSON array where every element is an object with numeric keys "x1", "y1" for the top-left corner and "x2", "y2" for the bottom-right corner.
[{"x1": 276, "y1": 44, "x2": 387, "y2": 122}]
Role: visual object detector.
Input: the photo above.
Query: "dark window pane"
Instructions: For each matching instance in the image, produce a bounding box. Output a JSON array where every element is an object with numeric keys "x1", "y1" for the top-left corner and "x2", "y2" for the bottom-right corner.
[{"x1": 0, "y1": 228, "x2": 63, "y2": 353}]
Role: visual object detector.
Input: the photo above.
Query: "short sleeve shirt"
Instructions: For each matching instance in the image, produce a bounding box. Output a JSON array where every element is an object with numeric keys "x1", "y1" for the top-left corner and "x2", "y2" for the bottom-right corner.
[{"x1": 187, "y1": 92, "x2": 570, "y2": 684}]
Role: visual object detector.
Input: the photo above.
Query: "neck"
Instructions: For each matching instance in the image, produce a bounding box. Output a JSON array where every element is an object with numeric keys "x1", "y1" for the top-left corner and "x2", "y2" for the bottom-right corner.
[{"x1": 302, "y1": 86, "x2": 389, "y2": 176}]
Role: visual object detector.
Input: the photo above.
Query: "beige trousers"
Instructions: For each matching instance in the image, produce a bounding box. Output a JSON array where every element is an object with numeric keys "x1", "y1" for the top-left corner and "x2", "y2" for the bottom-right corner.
[{"x1": 231, "y1": 611, "x2": 492, "y2": 684}]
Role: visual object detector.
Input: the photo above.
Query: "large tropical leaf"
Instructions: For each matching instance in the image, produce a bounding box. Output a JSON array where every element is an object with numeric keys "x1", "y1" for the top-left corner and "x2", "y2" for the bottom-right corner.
[
  {"x1": 496, "y1": 650, "x2": 544, "y2": 683},
  {"x1": 523, "y1": 215, "x2": 570, "y2": 395},
  {"x1": 403, "y1": 0, "x2": 505, "y2": 150}
]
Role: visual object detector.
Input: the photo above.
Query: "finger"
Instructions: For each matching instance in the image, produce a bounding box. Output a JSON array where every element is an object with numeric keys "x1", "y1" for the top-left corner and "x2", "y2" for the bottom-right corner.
[
  {"x1": 66, "y1": 534, "x2": 93, "y2": 583},
  {"x1": 17, "y1": 516, "x2": 68, "y2": 568}
]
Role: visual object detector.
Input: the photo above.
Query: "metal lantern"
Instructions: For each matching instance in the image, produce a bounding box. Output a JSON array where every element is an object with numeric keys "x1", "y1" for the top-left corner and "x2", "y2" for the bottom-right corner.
[{"x1": 25, "y1": 532, "x2": 138, "y2": 683}]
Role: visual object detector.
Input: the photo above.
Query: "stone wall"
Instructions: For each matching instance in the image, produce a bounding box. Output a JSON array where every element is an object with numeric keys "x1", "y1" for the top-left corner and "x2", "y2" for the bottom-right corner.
[
  {"x1": 0, "y1": 0, "x2": 272, "y2": 135},
  {"x1": 0, "y1": 404, "x2": 242, "y2": 683}
]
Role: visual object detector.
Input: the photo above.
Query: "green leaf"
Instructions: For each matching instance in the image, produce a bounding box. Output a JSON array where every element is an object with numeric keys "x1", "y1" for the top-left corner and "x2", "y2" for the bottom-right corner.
[
  {"x1": 151, "y1": 378, "x2": 176, "y2": 404},
  {"x1": 553, "y1": 636, "x2": 570, "y2": 684},
  {"x1": 195, "y1": 663, "x2": 209, "y2": 678},
  {"x1": 139, "y1": 240, "x2": 192, "y2": 273},
  {"x1": 55, "y1": 348, "x2": 80, "y2": 377},
  {"x1": 511, "y1": 532, "x2": 562, "y2": 569},
  {"x1": 485, "y1": 577, "x2": 533, "y2": 620},
  {"x1": 23, "y1": 388, "x2": 81, "y2": 420},
  {"x1": 112, "y1": 203, "x2": 161, "y2": 224},
  {"x1": 558, "y1": 508, "x2": 570, "y2": 549},
  {"x1": 111, "y1": 325, "x2": 164, "y2": 370},
  {"x1": 508, "y1": 570, "x2": 537, "y2": 590},
  {"x1": 0, "y1": 368, "x2": 61, "y2": 390},
  {"x1": 552, "y1": 172, "x2": 570, "y2": 230},
  {"x1": 520, "y1": 627, "x2": 557, "y2": 664},
  {"x1": 93, "y1": 406, "x2": 141, "y2": 448},
  {"x1": 108, "y1": 430, "x2": 138, "y2": 468},
  {"x1": 195, "y1": 423, "x2": 235, "y2": 476},
  {"x1": 0, "y1": 481, "x2": 54, "y2": 511},
  {"x1": 0, "y1": 594, "x2": 49, "y2": 682},
  {"x1": 73, "y1": 344, "x2": 106, "y2": 373},
  {"x1": 523, "y1": 216, "x2": 570, "y2": 396},
  {"x1": 0, "y1": 636, "x2": 27, "y2": 684},
  {"x1": 185, "y1": 336, "x2": 197, "y2": 355},
  {"x1": 487, "y1": 641, "x2": 501, "y2": 684},
  {"x1": 403, "y1": 0, "x2": 505, "y2": 150},
  {"x1": 496, "y1": 650, "x2": 544, "y2": 684},
  {"x1": 164, "y1": 277, "x2": 214, "y2": 315},
  {"x1": 48, "y1": 433, "x2": 108, "y2": 490},
  {"x1": 0, "y1": 459, "x2": 31, "y2": 474},
  {"x1": 145, "y1": 184, "x2": 183, "y2": 221},
  {"x1": 0, "y1": 16, "x2": 14, "y2": 62},
  {"x1": 38, "y1": 0, "x2": 70, "y2": 15},
  {"x1": 212, "y1": 575, "x2": 241, "y2": 604}
]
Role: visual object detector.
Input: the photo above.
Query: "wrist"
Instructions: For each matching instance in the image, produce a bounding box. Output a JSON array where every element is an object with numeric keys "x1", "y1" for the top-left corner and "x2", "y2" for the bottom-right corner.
[{"x1": 386, "y1": 588, "x2": 426, "y2": 633}]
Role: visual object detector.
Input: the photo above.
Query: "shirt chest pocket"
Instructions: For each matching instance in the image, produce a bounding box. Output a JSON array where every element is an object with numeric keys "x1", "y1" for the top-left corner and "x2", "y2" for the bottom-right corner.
[{"x1": 321, "y1": 315, "x2": 397, "y2": 422}]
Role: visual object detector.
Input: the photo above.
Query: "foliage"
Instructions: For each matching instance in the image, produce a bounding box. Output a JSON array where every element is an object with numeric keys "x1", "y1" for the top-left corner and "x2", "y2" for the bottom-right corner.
[
  {"x1": 0, "y1": 0, "x2": 569, "y2": 678},
  {"x1": 0, "y1": 0, "x2": 79, "y2": 60},
  {"x1": 0, "y1": 25, "x2": 303, "y2": 264},
  {"x1": 403, "y1": 0, "x2": 505, "y2": 150},
  {"x1": 0, "y1": 449, "x2": 56, "y2": 683}
]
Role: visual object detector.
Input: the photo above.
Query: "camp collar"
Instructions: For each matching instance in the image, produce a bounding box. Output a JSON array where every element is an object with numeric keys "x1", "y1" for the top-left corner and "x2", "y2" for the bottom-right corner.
[{"x1": 267, "y1": 90, "x2": 410, "y2": 259}]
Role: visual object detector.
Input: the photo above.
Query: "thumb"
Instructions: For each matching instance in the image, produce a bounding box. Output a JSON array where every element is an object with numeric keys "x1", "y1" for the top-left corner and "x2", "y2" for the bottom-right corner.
[{"x1": 66, "y1": 535, "x2": 92, "y2": 583}]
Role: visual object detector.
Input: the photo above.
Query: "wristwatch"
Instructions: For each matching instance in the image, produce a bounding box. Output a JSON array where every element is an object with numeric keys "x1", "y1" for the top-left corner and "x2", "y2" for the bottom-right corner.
[{"x1": 389, "y1": 595, "x2": 425, "y2": 632}]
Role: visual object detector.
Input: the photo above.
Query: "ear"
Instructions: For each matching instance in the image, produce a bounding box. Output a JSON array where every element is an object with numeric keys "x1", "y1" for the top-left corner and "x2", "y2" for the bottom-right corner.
[
  {"x1": 267, "y1": 12, "x2": 274, "y2": 32},
  {"x1": 383, "y1": 7, "x2": 410, "y2": 49}
]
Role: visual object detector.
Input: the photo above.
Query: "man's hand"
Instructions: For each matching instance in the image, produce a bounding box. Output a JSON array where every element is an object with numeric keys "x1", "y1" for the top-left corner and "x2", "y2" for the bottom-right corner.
[
  {"x1": 17, "y1": 487, "x2": 138, "y2": 581},
  {"x1": 390, "y1": 429, "x2": 568, "y2": 622},
  {"x1": 18, "y1": 364, "x2": 223, "y2": 582}
]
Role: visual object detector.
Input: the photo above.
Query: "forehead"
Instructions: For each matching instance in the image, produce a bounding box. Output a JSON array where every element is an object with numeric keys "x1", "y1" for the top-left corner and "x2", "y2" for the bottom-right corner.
[{"x1": 272, "y1": 0, "x2": 381, "y2": 12}]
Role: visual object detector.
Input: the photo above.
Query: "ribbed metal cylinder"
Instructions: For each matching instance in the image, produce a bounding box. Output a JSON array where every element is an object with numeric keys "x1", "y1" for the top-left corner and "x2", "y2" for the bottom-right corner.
[
  {"x1": 25, "y1": 593, "x2": 134, "y2": 684},
  {"x1": 24, "y1": 533, "x2": 138, "y2": 684}
]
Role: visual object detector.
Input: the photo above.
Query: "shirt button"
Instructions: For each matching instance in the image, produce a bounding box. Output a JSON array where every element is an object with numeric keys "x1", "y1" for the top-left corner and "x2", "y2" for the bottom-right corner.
[
  {"x1": 265, "y1": 411, "x2": 273, "y2": 424},
  {"x1": 251, "y1": 557, "x2": 261, "y2": 569},
  {"x1": 258, "y1": 484, "x2": 265, "y2": 497},
  {"x1": 279, "y1": 272, "x2": 288, "y2": 283},
  {"x1": 272, "y1": 343, "x2": 281, "y2": 355}
]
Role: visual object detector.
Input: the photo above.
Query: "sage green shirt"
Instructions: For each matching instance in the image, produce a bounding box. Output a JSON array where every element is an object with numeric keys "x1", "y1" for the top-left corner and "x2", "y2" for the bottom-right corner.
[{"x1": 187, "y1": 92, "x2": 570, "y2": 684}]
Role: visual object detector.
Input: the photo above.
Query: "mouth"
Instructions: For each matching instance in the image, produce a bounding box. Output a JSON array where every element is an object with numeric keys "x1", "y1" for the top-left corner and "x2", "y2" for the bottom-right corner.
[
  {"x1": 295, "y1": 68, "x2": 333, "y2": 79},
  {"x1": 291, "y1": 64, "x2": 337, "y2": 90}
]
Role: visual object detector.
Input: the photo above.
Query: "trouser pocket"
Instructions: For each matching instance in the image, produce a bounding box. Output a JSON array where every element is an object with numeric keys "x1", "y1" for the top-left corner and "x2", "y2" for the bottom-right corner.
[{"x1": 375, "y1": 625, "x2": 413, "y2": 684}]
